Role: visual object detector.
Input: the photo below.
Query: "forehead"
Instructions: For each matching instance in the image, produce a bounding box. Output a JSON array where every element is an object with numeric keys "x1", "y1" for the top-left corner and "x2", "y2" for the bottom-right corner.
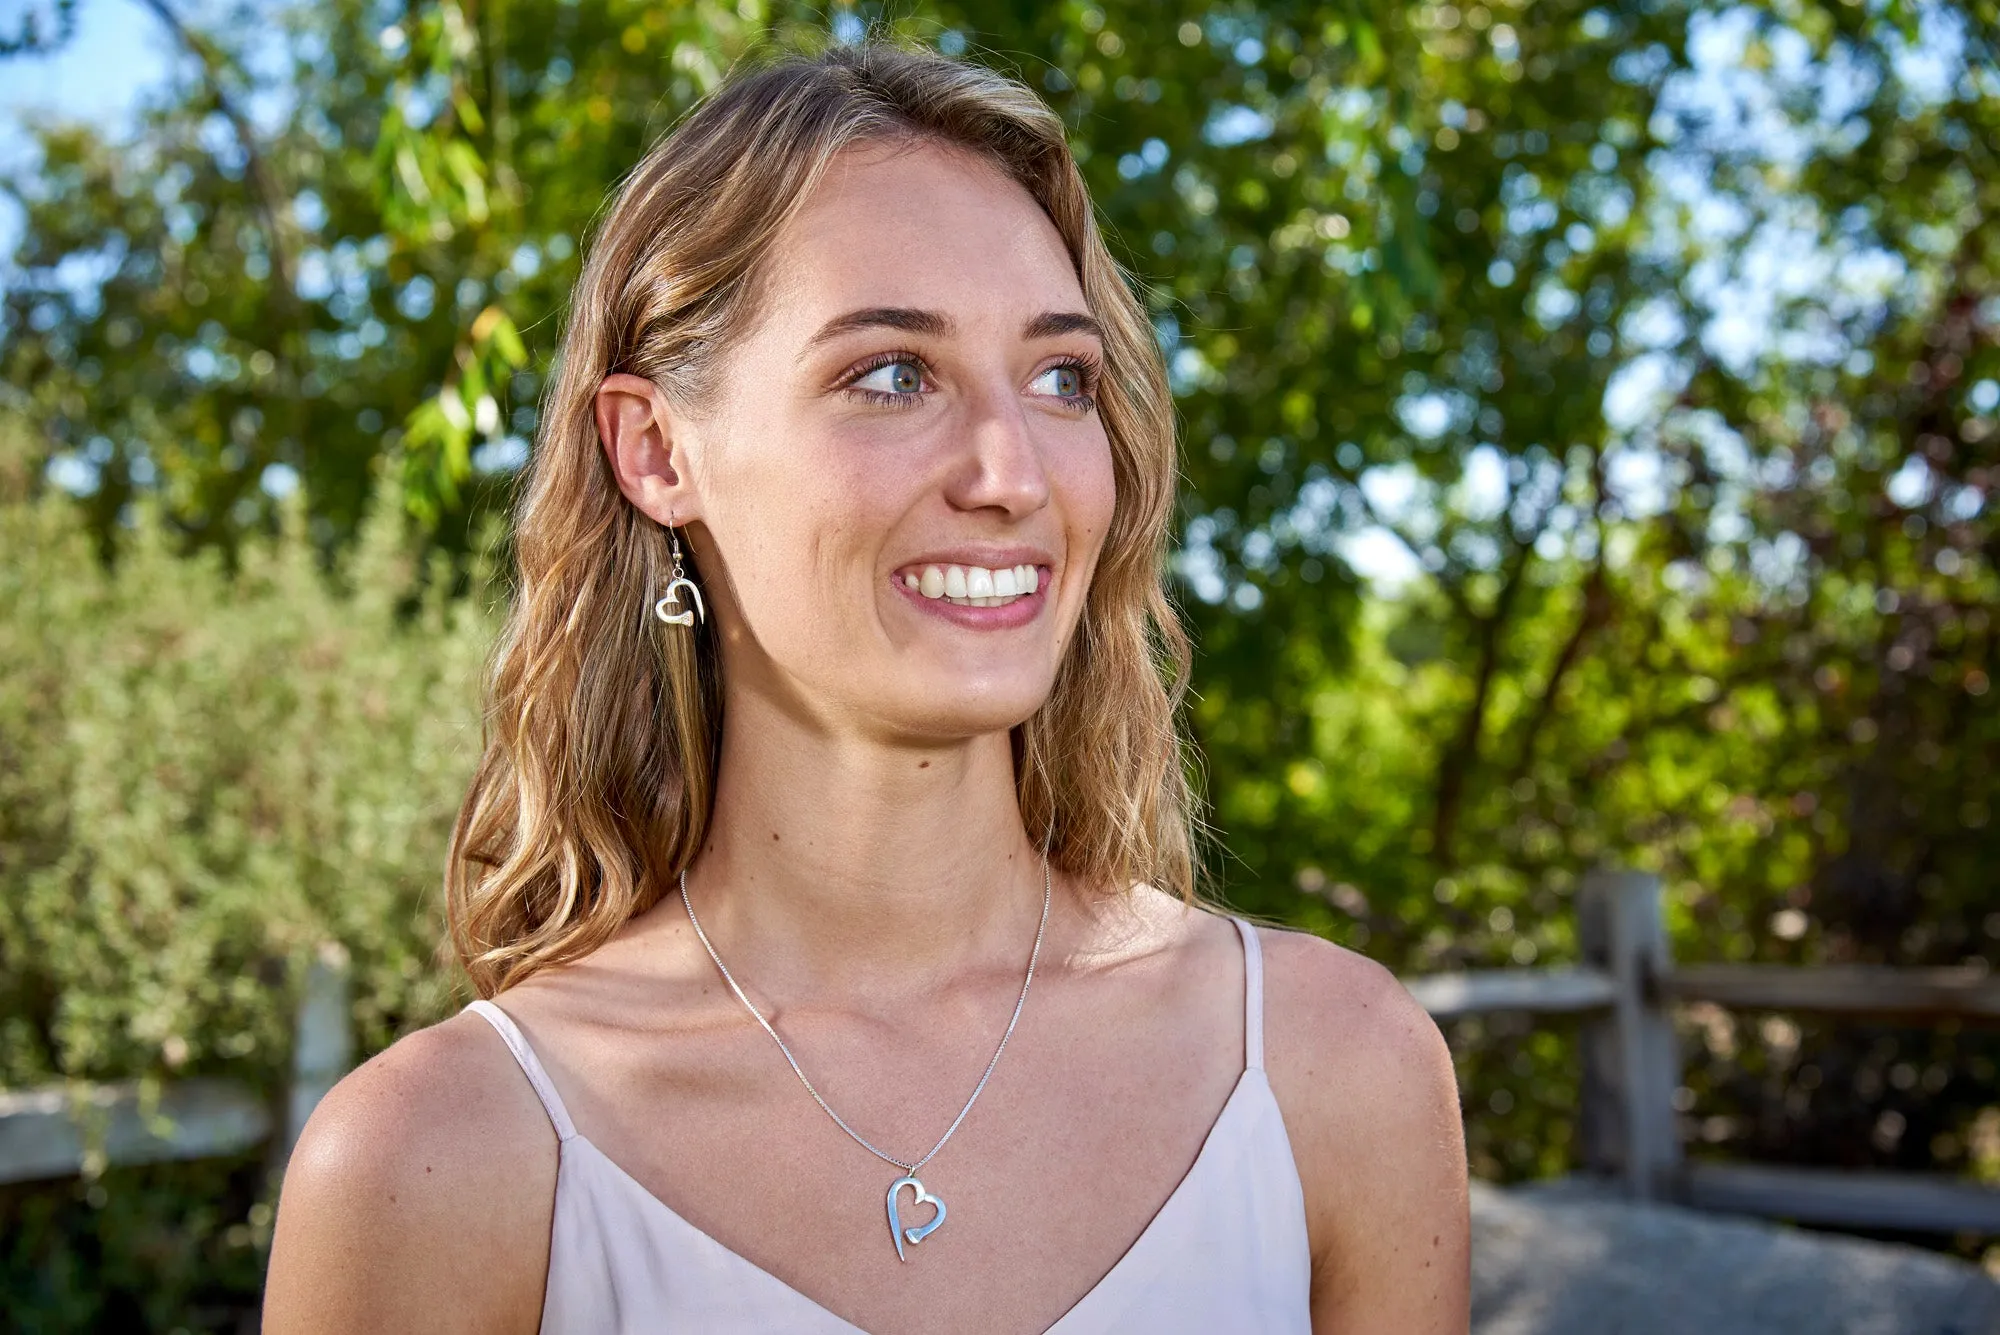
[{"x1": 756, "y1": 138, "x2": 1085, "y2": 331}]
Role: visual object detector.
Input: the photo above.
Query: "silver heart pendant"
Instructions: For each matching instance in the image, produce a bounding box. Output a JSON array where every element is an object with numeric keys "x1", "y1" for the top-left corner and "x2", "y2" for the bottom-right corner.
[{"x1": 886, "y1": 1174, "x2": 946, "y2": 1262}]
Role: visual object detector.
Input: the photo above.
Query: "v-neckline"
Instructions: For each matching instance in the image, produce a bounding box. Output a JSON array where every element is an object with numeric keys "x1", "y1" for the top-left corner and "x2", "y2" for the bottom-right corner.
[{"x1": 561, "y1": 1065, "x2": 1263, "y2": 1335}]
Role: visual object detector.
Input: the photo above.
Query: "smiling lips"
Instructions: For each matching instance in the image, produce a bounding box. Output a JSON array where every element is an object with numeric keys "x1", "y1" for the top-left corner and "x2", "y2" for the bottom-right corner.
[{"x1": 899, "y1": 562, "x2": 1043, "y2": 608}]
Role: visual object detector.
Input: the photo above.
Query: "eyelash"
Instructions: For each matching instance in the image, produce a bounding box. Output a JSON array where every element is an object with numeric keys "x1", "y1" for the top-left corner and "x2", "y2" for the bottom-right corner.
[{"x1": 837, "y1": 351, "x2": 1103, "y2": 413}]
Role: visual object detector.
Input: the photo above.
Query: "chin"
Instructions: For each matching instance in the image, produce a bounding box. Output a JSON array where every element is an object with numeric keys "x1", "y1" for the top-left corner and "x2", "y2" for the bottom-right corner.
[{"x1": 880, "y1": 678, "x2": 1053, "y2": 741}]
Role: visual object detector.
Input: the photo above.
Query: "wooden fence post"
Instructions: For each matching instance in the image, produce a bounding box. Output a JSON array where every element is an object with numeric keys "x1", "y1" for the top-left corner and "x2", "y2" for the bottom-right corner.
[
  {"x1": 1578, "y1": 870, "x2": 1682, "y2": 1201},
  {"x1": 275, "y1": 942, "x2": 352, "y2": 1170}
]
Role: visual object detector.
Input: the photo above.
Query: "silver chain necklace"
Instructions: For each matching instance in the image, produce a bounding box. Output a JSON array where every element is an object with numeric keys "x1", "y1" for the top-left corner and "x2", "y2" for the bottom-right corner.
[{"x1": 679, "y1": 854, "x2": 1051, "y2": 1262}]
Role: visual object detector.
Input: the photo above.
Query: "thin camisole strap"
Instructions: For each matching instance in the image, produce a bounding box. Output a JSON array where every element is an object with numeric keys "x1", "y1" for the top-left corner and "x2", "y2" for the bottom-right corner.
[
  {"x1": 466, "y1": 998, "x2": 577, "y2": 1142},
  {"x1": 1228, "y1": 916, "x2": 1266, "y2": 1072}
]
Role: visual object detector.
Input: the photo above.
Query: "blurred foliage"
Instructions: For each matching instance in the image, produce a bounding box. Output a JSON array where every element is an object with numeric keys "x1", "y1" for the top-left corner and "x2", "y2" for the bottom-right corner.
[
  {"x1": 0, "y1": 418, "x2": 491, "y2": 1323},
  {"x1": 2, "y1": 1152, "x2": 273, "y2": 1331},
  {"x1": 3, "y1": 0, "x2": 2000, "y2": 1321}
]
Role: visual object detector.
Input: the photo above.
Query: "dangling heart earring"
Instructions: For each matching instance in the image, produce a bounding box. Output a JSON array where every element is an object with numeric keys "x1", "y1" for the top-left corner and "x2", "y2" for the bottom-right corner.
[{"x1": 654, "y1": 524, "x2": 706, "y2": 627}]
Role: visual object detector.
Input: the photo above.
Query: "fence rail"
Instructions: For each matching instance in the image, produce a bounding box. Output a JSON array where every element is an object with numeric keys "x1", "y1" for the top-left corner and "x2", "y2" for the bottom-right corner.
[
  {"x1": 1, "y1": 876, "x2": 1995, "y2": 1240},
  {"x1": 1661, "y1": 962, "x2": 2000, "y2": 1022},
  {"x1": 0, "y1": 942, "x2": 349, "y2": 1188},
  {"x1": 1413, "y1": 869, "x2": 2000, "y2": 1235},
  {"x1": 1401, "y1": 966, "x2": 1618, "y2": 1019},
  {"x1": 0, "y1": 1078, "x2": 271, "y2": 1185}
]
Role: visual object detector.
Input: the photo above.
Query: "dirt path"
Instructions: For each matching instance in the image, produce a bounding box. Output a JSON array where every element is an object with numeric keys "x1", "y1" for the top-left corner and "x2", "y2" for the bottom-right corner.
[{"x1": 1472, "y1": 1179, "x2": 2000, "y2": 1335}]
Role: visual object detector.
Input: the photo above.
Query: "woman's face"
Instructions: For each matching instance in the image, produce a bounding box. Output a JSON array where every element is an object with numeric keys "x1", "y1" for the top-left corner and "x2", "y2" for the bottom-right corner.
[{"x1": 673, "y1": 140, "x2": 1116, "y2": 742}]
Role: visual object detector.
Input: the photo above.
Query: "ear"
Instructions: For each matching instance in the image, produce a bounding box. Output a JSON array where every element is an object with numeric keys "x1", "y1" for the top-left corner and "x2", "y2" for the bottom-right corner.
[{"x1": 595, "y1": 373, "x2": 702, "y2": 526}]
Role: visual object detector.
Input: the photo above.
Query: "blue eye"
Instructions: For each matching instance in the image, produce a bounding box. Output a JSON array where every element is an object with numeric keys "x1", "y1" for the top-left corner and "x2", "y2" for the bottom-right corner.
[
  {"x1": 854, "y1": 360, "x2": 925, "y2": 395},
  {"x1": 1031, "y1": 362, "x2": 1096, "y2": 409}
]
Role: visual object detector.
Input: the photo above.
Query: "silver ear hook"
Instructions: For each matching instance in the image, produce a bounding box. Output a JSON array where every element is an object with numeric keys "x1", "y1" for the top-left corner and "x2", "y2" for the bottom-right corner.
[{"x1": 654, "y1": 525, "x2": 706, "y2": 627}]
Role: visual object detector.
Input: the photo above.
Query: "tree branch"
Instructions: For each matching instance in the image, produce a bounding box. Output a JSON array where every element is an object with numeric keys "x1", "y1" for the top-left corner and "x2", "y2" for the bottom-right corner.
[
  {"x1": 1429, "y1": 525, "x2": 1540, "y2": 868},
  {"x1": 1508, "y1": 450, "x2": 1614, "y2": 782},
  {"x1": 137, "y1": 0, "x2": 311, "y2": 471},
  {"x1": 0, "y1": 0, "x2": 78, "y2": 54},
  {"x1": 136, "y1": 0, "x2": 298, "y2": 302}
]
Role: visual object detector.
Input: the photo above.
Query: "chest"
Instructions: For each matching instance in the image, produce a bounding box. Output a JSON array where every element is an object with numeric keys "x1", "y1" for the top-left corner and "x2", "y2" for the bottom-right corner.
[{"x1": 550, "y1": 978, "x2": 1250, "y2": 1333}]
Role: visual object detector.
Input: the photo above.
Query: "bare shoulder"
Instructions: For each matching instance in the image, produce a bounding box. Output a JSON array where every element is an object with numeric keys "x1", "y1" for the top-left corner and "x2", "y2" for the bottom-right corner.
[
  {"x1": 262, "y1": 1008, "x2": 556, "y2": 1335},
  {"x1": 1254, "y1": 925, "x2": 1470, "y2": 1330},
  {"x1": 1257, "y1": 924, "x2": 1453, "y2": 1100}
]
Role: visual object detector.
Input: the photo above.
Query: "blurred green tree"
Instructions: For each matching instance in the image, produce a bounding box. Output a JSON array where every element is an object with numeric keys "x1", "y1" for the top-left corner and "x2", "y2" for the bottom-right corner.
[{"x1": 2, "y1": 4, "x2": 1998, "y2": 1314}]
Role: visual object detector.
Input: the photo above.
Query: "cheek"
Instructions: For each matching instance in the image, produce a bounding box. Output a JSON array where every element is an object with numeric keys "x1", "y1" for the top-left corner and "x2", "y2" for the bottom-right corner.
[
  {"x1": 798, "y1": 458, "x2": 909, "y2": 592},
  {"x1": 704, "y1": 410, "x2": 909, "y2": 613},
  {"x1": 1059, "y1": 425, "x2": 1119, "y2": 556}
]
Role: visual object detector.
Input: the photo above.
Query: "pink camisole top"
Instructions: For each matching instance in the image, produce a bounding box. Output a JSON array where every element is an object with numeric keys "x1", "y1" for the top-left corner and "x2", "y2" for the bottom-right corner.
[{"x1": 465, "y1": 915, "x2": 1313, "y2": 1332}]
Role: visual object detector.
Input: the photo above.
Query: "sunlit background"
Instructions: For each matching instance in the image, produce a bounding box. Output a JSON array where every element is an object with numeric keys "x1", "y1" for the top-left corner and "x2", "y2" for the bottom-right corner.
[{"x1": 2, "y1": 0, "x2": 1997, "y2": 1327}]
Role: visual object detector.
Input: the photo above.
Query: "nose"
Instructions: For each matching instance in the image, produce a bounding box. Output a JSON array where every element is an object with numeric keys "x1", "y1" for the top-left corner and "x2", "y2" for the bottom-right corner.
[{"x1": 941, "y1": 379, "x2": 1053, "y2": 520}]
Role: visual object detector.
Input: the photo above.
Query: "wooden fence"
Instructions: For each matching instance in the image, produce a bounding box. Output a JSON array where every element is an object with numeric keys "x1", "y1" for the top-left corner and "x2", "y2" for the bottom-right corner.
[
  {"x1": 1406, "y1": 869, "x2": 2000, "y2": 1233},
  {"x1": 0, "y1": 942, "x2": 351, "y2": 1188},
  {"x1": 3, "y1": 872, "x2": 1998, "y2": 1237}
]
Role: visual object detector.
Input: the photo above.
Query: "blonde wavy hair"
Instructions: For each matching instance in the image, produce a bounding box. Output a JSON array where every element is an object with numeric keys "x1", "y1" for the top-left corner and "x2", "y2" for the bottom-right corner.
[{"x1": 448, "y1": 41, "x2": 1195, "y2": 997}]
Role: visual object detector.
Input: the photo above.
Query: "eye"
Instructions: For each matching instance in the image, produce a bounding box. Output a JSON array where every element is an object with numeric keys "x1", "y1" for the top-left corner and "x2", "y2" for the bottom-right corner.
[
  {"x1": 1034, "y1": 365, "x2": 1083, "y2": 397},
  {"x1": 851, "y1": 359, "x2": 926, "y2": 397},
  {"x1": 1029, "y1": 359, "x2": 1099, "y2": 411}
]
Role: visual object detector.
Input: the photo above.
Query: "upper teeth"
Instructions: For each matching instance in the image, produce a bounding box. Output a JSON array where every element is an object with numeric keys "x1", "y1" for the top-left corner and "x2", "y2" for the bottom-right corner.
[{"x1": 903, "y1": 563, "x2": 1041, "y2": 606}]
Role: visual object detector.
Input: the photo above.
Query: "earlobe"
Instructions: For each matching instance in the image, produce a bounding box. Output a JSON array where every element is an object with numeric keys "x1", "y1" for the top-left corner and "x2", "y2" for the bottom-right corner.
[{"x1": 596, "y1": 373, "x2": 699, "y2": 525}]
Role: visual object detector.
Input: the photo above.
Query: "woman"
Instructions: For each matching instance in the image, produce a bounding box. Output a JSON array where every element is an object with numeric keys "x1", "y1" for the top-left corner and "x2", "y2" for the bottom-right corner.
[{"x1": 265, "y1": 42, "x2": 1468, "y2": 1334}]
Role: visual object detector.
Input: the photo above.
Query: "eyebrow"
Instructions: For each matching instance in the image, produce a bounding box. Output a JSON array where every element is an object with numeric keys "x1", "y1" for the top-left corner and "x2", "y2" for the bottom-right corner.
[
  {"x1": 805, "y1": 307, "x2": 1105, "y2": 348},
  {"x1": 1022, "y1": 311, "x2": 1104, "y2": 342},
  {"x1": 808, "y1": 307, "x2": 954, "y2": 347}
]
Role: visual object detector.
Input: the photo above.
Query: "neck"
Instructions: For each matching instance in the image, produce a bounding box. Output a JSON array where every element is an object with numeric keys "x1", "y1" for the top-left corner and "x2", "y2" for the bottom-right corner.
[{"x1": 680, "y1": 686, "x2": 1049, "y2": 999}]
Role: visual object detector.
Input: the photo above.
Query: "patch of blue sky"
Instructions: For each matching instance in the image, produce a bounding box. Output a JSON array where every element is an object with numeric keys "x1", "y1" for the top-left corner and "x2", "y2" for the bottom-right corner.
[
  {"x1": 4, "y1": 1, "x2": 303, "y2": 268},
  {"x1": 241, "y1": 19, "x2": 301, "y2": 138},
  {"x1": 293, "y1": 248, "x2": 335, "y2": 302},
  {"x1": 1619, "y1": 296, "x2": 1688, "y2": 350},
  {"x1": 1396, "y1": 393, "x2": 1453, "y2": 442},
  {"x1": 1892, "y1": 465, "x2": 1984, "y2": 533},
  {"x1": 1333, "y1": 526, "x2": 1422, "y2": 591},
  {"x1": 261, "y1": 461, "x2": 300, "y2": 498},
  {"x1": 829, "y1": 11, "x2": 865, "y2": 46},
  {"x1": 1944, "y1": 481, "x2": 1986, "y2": 523},
  {"x1": 1239, "y1": 528, "x2": 1277, "y2": 571},
  {"x1": 1885, "y1": 1, "x2": 1967, "y2": 106},
  {"x1": 1606, "y1": 446, "x2": 1674, "y2": 520},
  {"x1": 1887, "y1": 455, "x2": 1935, "y2": 510},
  {"x1": 1324, "y1": 86, "x2": 1377, "y2": 126},
  {"x1": 1531, "y1": 281, "x2": 1581, "y2": 329},
  {"x1": 1454, "y1": 445, "x2": 1510, "y2": 525},
  {"x1": 46, "y1": 240, "x2": 128, "y2": 317},
  {"x1": 0, "y1": 0, "x2": 177, "y2": 262},
  {"x1": 1396, "y1": 384, "x2": 1480, "y2": 446},
  {"x1": 0, "y1": 0, "x2": 175, "y2": 141},
  {"x1": 1287, "y1": 473, "x2": 1341, "y2": 533},
  {"x1": 472, "y1": 435, "x2": 530, "y2": 474},
  {"x1": 291, "y1": 187, "x2": 327, "y2": 232},
  {"x1": 1174, "y1": 513, "x2": 1231, "y2": 605},
  {"x1": 1203, "y1": 104, "x2": 1273, "y2": 148},
  {"x1": 1358, "y1": 461, "x2": 1423, "y2": 526},
  {"x1": 1630, "y1": 4, "x2": 1971, "y2": 405},
  {"x1": 45, "y1": 451, "x2": 98, "y2": 495},
  {"x1": 1340, "y1": 463, "x2": 1443, "y2": 586},
  {"x1": 1169, "y1": 345, "x2": 1216, "y2": 397}
]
